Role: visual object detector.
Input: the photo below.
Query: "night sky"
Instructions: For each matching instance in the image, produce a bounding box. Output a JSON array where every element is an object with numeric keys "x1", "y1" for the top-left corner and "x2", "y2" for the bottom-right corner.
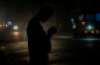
[{"x1": 0, "y1": 0, "x2": 95, "y2": 32}]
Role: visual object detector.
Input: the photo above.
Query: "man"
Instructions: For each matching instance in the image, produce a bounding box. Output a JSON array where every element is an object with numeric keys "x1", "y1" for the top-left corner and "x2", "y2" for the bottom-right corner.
[{"x1": 27, "y1": 4, "x2": 57, "y2": 65}]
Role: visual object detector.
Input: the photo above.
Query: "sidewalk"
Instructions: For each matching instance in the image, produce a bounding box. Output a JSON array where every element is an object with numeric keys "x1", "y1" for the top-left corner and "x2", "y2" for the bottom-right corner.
[
  {"x1": 49, "y1": 54, "x2": 62, "y2": 65},
  {"x1": 49, "y1": 53, "x2": 99, "y2": 65},
  {"x1": 48, "y1": 53, "x2": 77, "y2": 65},
  {"x1": 49, "y1": 53, "x2": 82, "y2": 65}
]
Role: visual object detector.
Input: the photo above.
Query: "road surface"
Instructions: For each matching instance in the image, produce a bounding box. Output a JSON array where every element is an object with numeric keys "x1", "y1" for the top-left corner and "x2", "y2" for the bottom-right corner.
[{"x1": 0, "y1": 32, "x2": 100, "y2": 65}]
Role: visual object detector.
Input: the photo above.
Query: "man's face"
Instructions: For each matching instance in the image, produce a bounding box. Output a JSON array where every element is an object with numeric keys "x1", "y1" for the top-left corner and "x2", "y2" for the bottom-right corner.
[
  {"x1": 41, "y1": 16, "x2": 51, "y2": 22},
  {"x1": 42, "y1": 18, "x2": 50, "y2": 22},
  {"x1": 41, "y1": 13, "x2": 53, "y2": 22}
]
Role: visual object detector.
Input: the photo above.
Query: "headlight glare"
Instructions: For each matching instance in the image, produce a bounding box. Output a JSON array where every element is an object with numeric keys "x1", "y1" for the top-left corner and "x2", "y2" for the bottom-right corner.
[{"x1": 14, "y1": 26, "x2": 18, "y2": 29}]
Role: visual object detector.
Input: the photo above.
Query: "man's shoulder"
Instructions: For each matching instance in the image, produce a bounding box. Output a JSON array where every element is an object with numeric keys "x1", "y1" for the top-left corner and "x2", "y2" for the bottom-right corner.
[{"x1": 27, "y1": 21, "x2": 43, "y2": 30}]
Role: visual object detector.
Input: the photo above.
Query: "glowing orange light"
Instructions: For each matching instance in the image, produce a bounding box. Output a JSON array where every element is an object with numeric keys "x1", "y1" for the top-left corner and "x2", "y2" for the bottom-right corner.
[
  {"x1": 3, "y1": 25, "x2": 5, "y2": 28},
  {"x1": 96, "y1": 30, "x2": 99, "y2": 33},
  {"x1": 84, "y1": 30, "x2": 87, "y2": 33},
  {"x1": 82, "y1": 22, "x2": 85, "y2": 25},
  {"x1": 3, "y1": 25, "x2": 5, "y2": 26}
]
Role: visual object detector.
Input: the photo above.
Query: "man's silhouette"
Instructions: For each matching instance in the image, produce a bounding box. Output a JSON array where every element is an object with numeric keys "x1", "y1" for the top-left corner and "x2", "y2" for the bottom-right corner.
[{"x1": 27, "y1": 4, "x2": 57, "y2": 65}]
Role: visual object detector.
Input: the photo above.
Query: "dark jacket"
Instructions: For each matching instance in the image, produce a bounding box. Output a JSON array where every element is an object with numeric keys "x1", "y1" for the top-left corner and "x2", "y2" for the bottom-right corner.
[{"x1": 27, "y1": 15, "x2": 51, "y2": 53}]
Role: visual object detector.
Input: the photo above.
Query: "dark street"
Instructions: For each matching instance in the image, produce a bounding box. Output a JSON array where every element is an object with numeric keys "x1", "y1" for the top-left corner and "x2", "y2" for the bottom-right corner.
[
  {"x1": 0, "y1": 32, "x2": 100, "y2": 65},
  {"x1": 0, "y1": 32, "x2": 29, "y2": 64},
  {"x1": 0, "y1": 0, "x2": 100, "y2": 65},
  {"x1": 50, "y1": 37, "x2": 100, "y2": 65}
]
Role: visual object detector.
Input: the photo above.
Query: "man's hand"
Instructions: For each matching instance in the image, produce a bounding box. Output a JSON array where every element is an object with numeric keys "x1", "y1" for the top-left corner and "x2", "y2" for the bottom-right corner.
[{"x1": 47, "y1": 26, "x2": 57, "y2": 36}]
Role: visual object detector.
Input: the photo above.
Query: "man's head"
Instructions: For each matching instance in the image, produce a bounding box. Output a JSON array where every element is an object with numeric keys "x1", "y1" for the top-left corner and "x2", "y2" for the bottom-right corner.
[{"x1": 38, "y1": 5, "x2": 54, "y2": 22}]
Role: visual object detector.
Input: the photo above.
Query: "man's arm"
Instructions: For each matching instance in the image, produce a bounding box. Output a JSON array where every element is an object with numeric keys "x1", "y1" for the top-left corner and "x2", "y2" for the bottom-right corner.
[{"x1": 46, "y1": 33, "x2": 52, "y2": 39}]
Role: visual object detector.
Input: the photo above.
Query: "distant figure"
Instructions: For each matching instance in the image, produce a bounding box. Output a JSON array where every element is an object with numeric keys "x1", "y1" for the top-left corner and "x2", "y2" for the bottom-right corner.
[{"x1": 27, "y1": 4, "x2": 57, "y2": 65}]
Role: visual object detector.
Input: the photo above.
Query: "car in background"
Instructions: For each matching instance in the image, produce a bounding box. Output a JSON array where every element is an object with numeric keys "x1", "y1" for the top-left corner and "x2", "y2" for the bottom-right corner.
[{"x1": 0, "y1": 22, "x2": 26, "y2": 33}]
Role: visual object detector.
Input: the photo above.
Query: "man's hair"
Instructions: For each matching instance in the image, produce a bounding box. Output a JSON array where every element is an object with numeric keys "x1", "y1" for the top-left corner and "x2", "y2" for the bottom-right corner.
[{"x1": 38, "y1": 4, "x2": 54, "y2": 17}]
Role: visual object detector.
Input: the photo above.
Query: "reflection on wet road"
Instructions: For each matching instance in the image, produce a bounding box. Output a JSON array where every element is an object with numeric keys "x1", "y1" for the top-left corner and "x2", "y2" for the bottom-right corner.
[
  {"x1": 50, "y1": 37, "x2": 100, "y2": 65},
  {"x1": 0, "y1": 33, "x2": 100, "y2": 65}
]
